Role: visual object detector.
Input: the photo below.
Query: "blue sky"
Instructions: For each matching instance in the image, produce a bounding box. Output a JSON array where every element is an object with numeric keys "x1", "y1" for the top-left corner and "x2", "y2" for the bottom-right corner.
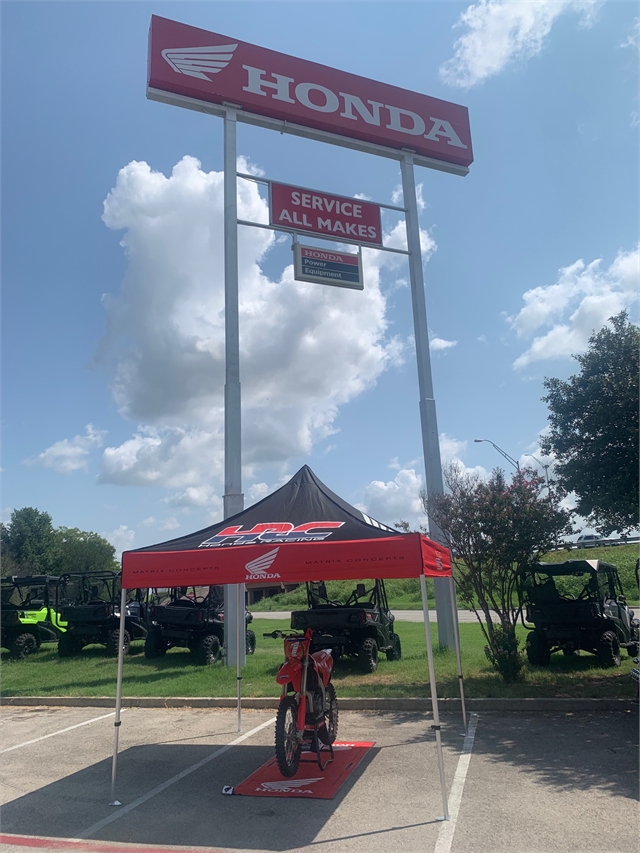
[{"x1": 2, "y1": 1, "x2": 638, "y2": 555}]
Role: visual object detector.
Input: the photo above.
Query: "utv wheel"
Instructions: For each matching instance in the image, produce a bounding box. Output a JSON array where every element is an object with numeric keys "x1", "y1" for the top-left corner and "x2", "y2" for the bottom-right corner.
[
  {"x1": 194, "y1": 634, "x2": 221, "y2": 666},
  {"x1": 627, "y1": 643, "x2": 639, "y2": 658},
  {"x1": 275, "y1": 696, "x2": 302, "y2": 778},
  {"x1": 10, "y1": 632, "x2": 38, "y2": 660},
  {"x1": 58, "y1": 632, "x2": 80, "y2": 658},
  {"x1": 386, "y1": 632, "x2": 402, "y2": 662},
  {"x1": 106, "y1": 628, "x2": 131, "y2": 657},
  {"x1": 144, "y1": 629, "x2": 167, "y2": 659},
  {"x1": 526, "y1": 631, "x2": 551, "y2": 666},
  {"x1": 358, "y1": 637, "x2": 379, "y2": 673},
  {"x1": 246, "y1": 629, "x2": 256, "y2": 655},
  {"x1": 596, "y1": 631, "x2": 621, "y2": 667}
]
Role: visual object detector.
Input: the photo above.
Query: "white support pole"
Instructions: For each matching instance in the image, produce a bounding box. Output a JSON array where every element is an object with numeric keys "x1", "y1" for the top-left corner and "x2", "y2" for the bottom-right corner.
[
  {"x1": 222, "y1": 107, "x2": 245, "y2": 730},
  {"x1": 401, "y1": 152, "x2": 456, "y2": 649},
  {"x1": 420, "y1": 574, "x2": 449, "y2": 821},
  {"x1": 236, "y1": 583, "x2": 243, "y2": 731},
  {"x1": 449, "y1": 576, "x2": 468, "y2": 734},
  {"x1": 109, "y1": 587, "x2": 127, "y2": 806}
]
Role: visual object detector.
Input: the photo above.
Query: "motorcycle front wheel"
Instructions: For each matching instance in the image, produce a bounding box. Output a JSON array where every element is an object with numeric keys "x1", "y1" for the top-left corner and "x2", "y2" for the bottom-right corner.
[
  {"x1": 275, "y1": 695, "x2": 302, "y2": 777},
  {"x1": 324, "y1": 682, "x2": 339, "y2": 744}
]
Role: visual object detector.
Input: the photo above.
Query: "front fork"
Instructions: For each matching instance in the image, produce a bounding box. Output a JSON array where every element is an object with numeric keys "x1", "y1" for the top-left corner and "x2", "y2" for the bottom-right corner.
[{"x1": 296, "y1": 655, "x2": 309, "y2": 733}]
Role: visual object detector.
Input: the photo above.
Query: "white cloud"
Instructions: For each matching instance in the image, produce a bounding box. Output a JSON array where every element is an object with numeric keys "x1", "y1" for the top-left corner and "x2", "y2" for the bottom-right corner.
[
  {"x1": 359, "y1": 467, "x2": 425, "y2": 528},
  {"x1": 104, "y1": 524, "x2": 135, "y2": 558},
  {"x1": 391, "y1": 182, "x2": 425, "y2": 211},
  {"x1": 95, "y1": 155, "x2": 428, "y2": 491},
  {"x1": 141, "y1": 515, "x2": 180, "y2": 531},
  {"x1": 440, "y1": 433, "x2": 489, "y2": 479},
  {"x1": 620, "y1": 17, "x2": 640, "y2": 50},
  {"x1": 440, "y1": 0, "x2": 601, "y2": 88},
  {"x1": 509, "y1": 244, "x2": 639, "y2": 369},
  {"x1": 360, "y1": 435, "x2": 489, "y2": 527},
  {"x1": 430, "y1": 337, "x2": 457, "y2": 352},
  {"x1": 25, "y1": 425, "x2": 106, "y2": 473}
]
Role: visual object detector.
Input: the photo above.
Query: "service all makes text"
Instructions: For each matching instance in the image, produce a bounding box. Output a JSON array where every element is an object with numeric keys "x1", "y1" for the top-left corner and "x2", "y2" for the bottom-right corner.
[{"x1": 276, "y1": 192, "x2": 378, "y2": 239}]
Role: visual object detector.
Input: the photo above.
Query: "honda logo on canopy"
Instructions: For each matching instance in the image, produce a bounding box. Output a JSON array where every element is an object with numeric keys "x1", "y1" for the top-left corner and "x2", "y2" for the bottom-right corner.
[{"x1": 148, "y1": 16, "x2": 473, "y2": 170}]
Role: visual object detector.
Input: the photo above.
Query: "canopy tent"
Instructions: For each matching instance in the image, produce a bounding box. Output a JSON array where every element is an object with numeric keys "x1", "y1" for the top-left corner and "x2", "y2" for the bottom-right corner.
[
  {"x1": 111, "y1": 466, "x2": 466, "y2": 819},
  {"x1": 121, "y1": 465, "x2": 453, "y2": 588}
]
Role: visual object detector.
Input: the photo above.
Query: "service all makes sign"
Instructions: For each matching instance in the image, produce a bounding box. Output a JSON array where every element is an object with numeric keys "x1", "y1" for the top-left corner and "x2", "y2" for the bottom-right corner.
[
  {"x1": 271, "y1": 183, "x2": 382, "y2": 246},
  {"x1": 148, "y1": 16, "x2": 473, "y2": 169}
]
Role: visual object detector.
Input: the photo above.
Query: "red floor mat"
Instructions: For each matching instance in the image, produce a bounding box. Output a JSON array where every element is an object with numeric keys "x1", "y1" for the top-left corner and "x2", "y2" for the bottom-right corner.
[{"x1": 231, "y1": 741, "x2": 375, "y2": 799}]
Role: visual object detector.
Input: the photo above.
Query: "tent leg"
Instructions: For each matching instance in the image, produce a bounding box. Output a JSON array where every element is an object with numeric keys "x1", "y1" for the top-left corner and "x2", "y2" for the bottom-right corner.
[
  {"x1": 449, "y1": 576, "x2": 468, "y2": 734},
  {"x1": 420, "y1": 575, "x2": 449, "y2": 821},
  {"x1": 109, "y1": 588, "x2": 127, "y2": 806},
  {"x1": 236, "y1": 584, "x2": 243, "y2": 732}
]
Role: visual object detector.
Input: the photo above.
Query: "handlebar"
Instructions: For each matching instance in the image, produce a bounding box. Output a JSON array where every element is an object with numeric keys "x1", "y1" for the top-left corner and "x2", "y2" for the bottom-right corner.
[{"x1": 262, "y1": 630, "x2": 306, "y2": 640}]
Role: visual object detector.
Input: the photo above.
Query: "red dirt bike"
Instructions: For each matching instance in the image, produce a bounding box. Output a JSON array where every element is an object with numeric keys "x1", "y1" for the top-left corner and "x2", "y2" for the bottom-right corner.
[{"x1": 264, "y1": 628, "x2": 339, "y2": 777}]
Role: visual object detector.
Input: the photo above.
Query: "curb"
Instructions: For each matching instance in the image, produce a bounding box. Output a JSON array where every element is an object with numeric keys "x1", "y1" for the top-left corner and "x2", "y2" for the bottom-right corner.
[{"x1": 0, "y1": 696, "x2": 636, "y2": 712}]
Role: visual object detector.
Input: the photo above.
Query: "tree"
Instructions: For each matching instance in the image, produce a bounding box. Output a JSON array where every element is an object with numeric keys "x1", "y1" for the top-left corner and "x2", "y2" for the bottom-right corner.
[
  {"x1": 1, "y1": 508, "x2": 119, "y2": 577},
  {"x1": 1, "y1": 507, "x2": 60, "y2": 577},
  {"x1": 54, "y1": 528, "x2": 119, "y2": 575},
  {"x1": 541, "y1": 311, "x2": 639, "y2": 535},
  {"x1": 424, "y1": 465, "x2": 571, "y2": 682}
]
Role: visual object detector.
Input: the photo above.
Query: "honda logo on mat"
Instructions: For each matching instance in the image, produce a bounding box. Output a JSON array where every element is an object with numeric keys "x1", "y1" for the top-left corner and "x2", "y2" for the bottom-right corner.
[{"x1": 258, "y1": 777, "x2": 323, "y2": 794}]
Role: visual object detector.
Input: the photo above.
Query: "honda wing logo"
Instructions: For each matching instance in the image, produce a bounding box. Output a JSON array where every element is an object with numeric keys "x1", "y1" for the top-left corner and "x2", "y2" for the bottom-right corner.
[
  {"x1": 245, "y1": 548, "x2": 280, "y2": 580},
  {"x1": 258, "y1": 777, "x2": 323, "y2": 794},
  {"x1": 162, "y1": 44, "x2": 238, "y2": 80}
]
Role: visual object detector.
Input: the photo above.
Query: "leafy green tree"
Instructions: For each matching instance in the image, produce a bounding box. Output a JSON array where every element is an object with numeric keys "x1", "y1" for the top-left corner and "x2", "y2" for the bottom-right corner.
[
  {"x1": 0, "y1": 507, "x2": 59, "y2": 577},
  {"x1": 54, "y1": 527, "x2": 119, "y2": 575},
  {"x1": 1, "y1": 508, "x2": 119, "y2": 577},
  {"x1": 541, "y1": 311, "x2": 639, "y2": 535},
  {"x1": 424, "y1": 465, "x2": 571, "y2": 682}
]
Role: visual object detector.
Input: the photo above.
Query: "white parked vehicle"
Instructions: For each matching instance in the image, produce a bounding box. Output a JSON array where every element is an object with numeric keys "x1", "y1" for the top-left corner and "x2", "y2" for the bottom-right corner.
[{"x1": 576, "y1": 534, "x2": 605, "y2": 548}]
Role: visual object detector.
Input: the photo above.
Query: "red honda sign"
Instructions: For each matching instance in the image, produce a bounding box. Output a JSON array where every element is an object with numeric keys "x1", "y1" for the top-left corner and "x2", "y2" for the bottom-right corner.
[
  {"x1": 270, "y1": 182, "x2": 382, "y2": 245},
  {"x1": 148, "y1": 16, "x2": 473, "y2": 170}
]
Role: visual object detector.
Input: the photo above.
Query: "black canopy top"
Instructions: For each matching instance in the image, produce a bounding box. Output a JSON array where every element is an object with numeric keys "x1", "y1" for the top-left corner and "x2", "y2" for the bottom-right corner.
[{"x1": 134, "y1": 465, "x2": 400, "y2": 552}]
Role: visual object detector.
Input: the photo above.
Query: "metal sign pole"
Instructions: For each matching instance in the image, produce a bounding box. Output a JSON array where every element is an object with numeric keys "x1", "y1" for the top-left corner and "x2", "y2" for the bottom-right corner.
[
  {"x1": 222, "y1": 107, "x2": 245, "y2": 730},
  {"x1": 401, "y1": 151, "x2": 455, "y2": 650}
]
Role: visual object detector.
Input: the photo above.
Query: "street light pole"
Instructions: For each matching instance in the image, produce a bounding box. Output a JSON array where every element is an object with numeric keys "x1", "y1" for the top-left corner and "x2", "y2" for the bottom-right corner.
[
  {"x1": 474, "y1": 438, "x2": 520, "y2": 471},
  {"x1": 524, "y1": 453, "x2": 551, "y2": 498}
]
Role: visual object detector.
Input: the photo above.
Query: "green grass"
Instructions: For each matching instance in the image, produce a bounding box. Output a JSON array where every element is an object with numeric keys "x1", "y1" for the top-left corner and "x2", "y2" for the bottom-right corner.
[
  {"x1": 2, "y1": 618, "x2": 637, "y2": 700},
  {"x1": 249, "y1": 543, "x2": 640, "y2": 611}
]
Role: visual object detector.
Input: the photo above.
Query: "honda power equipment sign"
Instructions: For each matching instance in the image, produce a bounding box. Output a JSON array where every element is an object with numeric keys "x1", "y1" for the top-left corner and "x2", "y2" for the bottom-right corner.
[
  {"x1": 294, "y1": 246, "x2": 363, "y2": 290},
  {"x1": 270, "y1": 182, "x2": 382, "y2": 246},
  {"x1": 147, "y1": 16, "x2": 473, "y2": 172}
]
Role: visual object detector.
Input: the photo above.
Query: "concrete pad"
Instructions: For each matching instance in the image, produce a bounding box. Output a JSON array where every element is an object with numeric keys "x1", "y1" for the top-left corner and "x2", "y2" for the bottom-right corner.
[{"x1": 0, "y1": 707, "x2": 637, "y2": 853}]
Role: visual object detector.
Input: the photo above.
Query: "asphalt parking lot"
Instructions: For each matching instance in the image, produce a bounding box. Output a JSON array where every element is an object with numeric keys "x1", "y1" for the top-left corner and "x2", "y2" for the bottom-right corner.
[{"x1": 1, "y1": 706, "x2": 637, "y2": 853}]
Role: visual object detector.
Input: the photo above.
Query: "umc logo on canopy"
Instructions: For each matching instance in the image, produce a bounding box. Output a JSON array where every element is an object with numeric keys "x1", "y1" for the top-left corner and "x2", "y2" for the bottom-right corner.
[{"x1": 199, "y1": 521, "x2": 345, "y2": 547}]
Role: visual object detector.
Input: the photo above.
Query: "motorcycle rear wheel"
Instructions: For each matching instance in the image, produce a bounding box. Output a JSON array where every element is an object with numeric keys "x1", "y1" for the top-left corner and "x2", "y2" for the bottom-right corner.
[{"x1": 275, "y1": 695, "x2": 301, "y2": 778}]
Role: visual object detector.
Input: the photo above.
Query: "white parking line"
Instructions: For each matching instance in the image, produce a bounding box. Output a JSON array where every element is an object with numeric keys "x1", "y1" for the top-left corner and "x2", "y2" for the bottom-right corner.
[
  {"x1": 0, "y1": 711, "x2": 127, "y2": 754},
  {"x1": 77, "y1": 716, "x2": 277, "y2": 839},
  {"x1": 434, "y1": 713, "x2": 479, "y2": 853}
]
